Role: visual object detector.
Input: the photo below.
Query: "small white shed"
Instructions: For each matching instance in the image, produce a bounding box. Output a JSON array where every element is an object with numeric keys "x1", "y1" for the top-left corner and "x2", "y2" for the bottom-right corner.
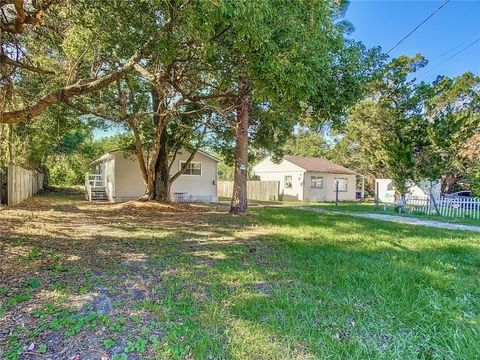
[
  {"x1": 252, "y1": 155, "x2": 362, "y2": 202},
  {"x1": 87, "y1": 149, "x2": 219, "y2": 203},
  {"x1": 375, "y1": 178, "x2": 442, "y2": 203}
]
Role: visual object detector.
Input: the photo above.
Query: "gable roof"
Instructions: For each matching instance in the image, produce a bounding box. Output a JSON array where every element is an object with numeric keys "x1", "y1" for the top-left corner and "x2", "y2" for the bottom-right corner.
[
  {"x1": 194, "y1": 149, "x2": 220, "y2": 162},
  {"x1": 89, "y1": 152, "x2": 114, "y2": 165},
  {"x1": 283, "y1": 155, "x2": 358, "y2": 175}
]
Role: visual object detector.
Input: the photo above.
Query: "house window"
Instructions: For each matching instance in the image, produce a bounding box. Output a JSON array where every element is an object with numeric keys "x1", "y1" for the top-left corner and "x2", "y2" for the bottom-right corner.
[
  {"x1": 180, "y1": 161, "x2": 201, "y2": 176},
  {"x1": 387, "y1": 181, "x2": 395, "y2": 191},
  {"x1": 334, "y1": 178, "x2": 348, "y2": 192},
  {"x1": 311, "y1": 176, "x2": 323, "y2": 189},
  {"x1": 284, "y1": 175, "x2": 293, "y2": 189}
]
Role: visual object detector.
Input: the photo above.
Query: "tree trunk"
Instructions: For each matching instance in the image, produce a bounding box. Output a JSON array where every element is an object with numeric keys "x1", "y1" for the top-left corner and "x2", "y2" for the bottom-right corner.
[
  {"x1": 441, "y1": 172, "x2": 458, "y2": 195},
  {"x1": 7, "y1": 125, "x2": 14, "y2": 163},
  {"x1": 40, "y1": 164, "x2": 51, "y2": 189},
  {"x1": 144, "y1": 88, "x2": 166, "y2": 200},
  {"x1": 230, "y1": 78, "x2": 249, "y2": 215},
  {"x1": 0, "y1": 124, "x2": 4, "y2": 161},
  {"x1": 131, "y1": 125, "x2": 148, "y2": 184},
  {"x1": 154, "y1": 127, "x2": 171, "y2": 202}
]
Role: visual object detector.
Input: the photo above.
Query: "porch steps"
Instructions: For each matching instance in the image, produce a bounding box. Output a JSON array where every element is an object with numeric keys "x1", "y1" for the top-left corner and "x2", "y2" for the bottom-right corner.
[{"x1": 90, "y1": 189, "x2": 108, "y2": 201}]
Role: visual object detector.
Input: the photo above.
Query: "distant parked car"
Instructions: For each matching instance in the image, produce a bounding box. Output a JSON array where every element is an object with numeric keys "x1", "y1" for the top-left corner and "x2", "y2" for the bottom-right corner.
[
  {"x1": 445, "y1": 190, "x2": 472, "y2": 198},
  {"x1": 443, "y1": 191, "x2": 478, "y2": 210}
]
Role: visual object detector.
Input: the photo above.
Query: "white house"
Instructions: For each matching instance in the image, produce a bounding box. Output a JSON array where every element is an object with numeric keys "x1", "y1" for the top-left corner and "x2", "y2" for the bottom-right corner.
[
  {"x1": 86, "y1": 149, "x2": 219, "y2": 203},
  {"x1": 375, "y1": 178, "x2": 442, "y2": 203},
  {"x1": 252, "y1": 155, "x2": 362, "y2": 202}
]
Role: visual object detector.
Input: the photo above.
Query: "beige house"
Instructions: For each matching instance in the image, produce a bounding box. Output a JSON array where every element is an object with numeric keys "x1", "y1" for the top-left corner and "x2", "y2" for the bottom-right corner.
[
  {"x1": 86, "y1": 149, "x2": 219, "y2": 203},
  {"x1": 252, "y1": 155, "x2": 363, "y2": 202}
]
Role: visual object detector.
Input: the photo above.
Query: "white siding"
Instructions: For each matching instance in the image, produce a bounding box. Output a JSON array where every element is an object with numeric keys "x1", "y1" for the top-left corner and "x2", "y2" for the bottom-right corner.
[
  {"x1": 253, "y1": 156, "x2": 357, "y2": 202},
  {"x1": 104, "y1": 157, "x2": 116, "y2": 202},
  {"x1": 253, "y1": 157, "x2": 305, "y2": 201},
  {"x1": 304, "y1": 172, "x2": 357, "y2": 202},
  {"x1": 375, "y1": 178, "x2": 442, "y2": 204},
  {"x1": 170, "y1": 151, "x2": 218, "y2": 203},
  {"x1": 92, "y1": 155, "x2": 116, "y2": 202},
  {"x1": 114, "y1": 153, "x2": 146, "y2": 202},
  {"x1": 253, "y1": 156, "x2": 305, "y2": 173},
  {"x1": 408, "y1": 179, "x2": 441, "y2": 198},
  {"x1": 94, "y1": 150, "x2": 218, "y2": 203}
]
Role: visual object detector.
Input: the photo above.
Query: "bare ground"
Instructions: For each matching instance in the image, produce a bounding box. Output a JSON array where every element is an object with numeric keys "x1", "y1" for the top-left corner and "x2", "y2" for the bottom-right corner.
[{"x1": 0, "y1": 188, "x2": 253, "y2": 359}]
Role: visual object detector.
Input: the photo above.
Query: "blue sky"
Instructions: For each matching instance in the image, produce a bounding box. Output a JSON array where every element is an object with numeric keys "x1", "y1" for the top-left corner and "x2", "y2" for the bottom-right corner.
[{"x1": 345, "y1": 0, "x2": 480, "y2": 82}]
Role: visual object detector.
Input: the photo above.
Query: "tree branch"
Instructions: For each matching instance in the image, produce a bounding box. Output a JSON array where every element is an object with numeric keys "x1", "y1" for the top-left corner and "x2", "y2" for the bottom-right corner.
[
  {"x1": 170, "y1": 127, "x2": 207, "y2": 183},
  {"x1": 133, "y1": 63, "x2": 157, "y2": 84},
  {"x1": 65, "y1": 100, "x2": 119, "y2": 123},
  {"x1": 0, "y1": 52, "x2": 141, "y2": 124},
  {"x1": 170, "y1": 148, "x2": 198, "y2": 183},
  {"x1": 129, "y1": 121, "x2": 149, "y2": 184},
  {"x1": 0, "y1": 54, "x2": 55, "y2": 74},
  {"x1": 1, "y1": 0, "x2": 58, "y2": 34},
  {"x1": 168, "y1": 143, "x2": 182, "y2": 173}
]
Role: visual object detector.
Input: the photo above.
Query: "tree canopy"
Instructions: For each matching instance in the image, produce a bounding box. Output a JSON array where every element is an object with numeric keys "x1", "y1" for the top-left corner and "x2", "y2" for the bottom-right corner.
[
  {"x1": 325, "y1": 57, "x2": 480, "y2": 196},
  {"x1": 2, "y1": 0, "x2": 477, "y2": 205}
]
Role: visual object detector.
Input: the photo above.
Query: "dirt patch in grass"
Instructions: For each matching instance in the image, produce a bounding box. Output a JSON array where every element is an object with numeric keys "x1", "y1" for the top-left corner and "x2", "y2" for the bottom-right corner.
[{"x1": 0, "y1": 188, "x2": 247, "y2": 359}]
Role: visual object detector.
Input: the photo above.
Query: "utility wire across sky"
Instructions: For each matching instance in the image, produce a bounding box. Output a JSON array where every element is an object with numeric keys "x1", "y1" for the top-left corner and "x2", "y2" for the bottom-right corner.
[
  {"x1": 416, "y1": 37, "x2": 480, "y2": 80},
  {"x1": 387, "y1": 0, "x2": 450, "y2": 54}
]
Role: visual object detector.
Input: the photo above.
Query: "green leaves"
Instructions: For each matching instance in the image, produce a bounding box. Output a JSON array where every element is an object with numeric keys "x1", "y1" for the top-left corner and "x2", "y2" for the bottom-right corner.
[
  {"x1": 102, "y1": 338, "x2": 115, "y2": 349},
  {"x1": 334, "y1": 52, "x2": 479, "y2": 197},
  {"x1": 1, "y1": 0, "x2": 385, "y2": 194},
  {"x1": 284, "y1": 129, "x2": 330, "y2": 159},
  {"x1": 38, "y1": 343, "x2": 47, "y2": 353}
]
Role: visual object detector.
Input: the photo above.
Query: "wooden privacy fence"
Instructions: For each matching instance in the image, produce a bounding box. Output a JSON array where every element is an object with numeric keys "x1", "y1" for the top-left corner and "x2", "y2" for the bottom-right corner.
[
  {"x1": 400, "y1": 195, "x2": 480, "y2": 219},
  {"x1": 218, "y1": 180, "x2": 280, "y2": 201},
  {"x1": 6, "y1": 164, "x2": 44, "y2": 206}
]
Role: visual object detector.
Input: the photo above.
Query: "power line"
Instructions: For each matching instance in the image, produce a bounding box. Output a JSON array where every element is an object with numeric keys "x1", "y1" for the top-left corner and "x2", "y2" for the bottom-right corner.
[
  {"x1": 416, "y1": 37, "x2": 480, "y2": 80},
  {"x1": 387, "y1": 0, "x2": 450, "y2": 54},
  {"x1": 429, "y1": 40, "x2": 469, "y2": 62}
]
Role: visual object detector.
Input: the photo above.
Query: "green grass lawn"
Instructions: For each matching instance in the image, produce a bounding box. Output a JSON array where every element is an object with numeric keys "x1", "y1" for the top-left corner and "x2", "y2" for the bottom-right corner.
[
  {"x1": 222, "y1": 195, "x2": 480, "y2": 226},
  {"x1": 1, "y1": 190, "x2": 479, "y2": 359}
]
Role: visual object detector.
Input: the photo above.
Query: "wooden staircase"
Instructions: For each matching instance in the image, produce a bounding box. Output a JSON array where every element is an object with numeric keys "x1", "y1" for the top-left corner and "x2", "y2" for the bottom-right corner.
[
  {"x1": 90, "y1": 188, "x2": 108, "y2": 201},
  {"x1": 85, "y1": 174, "x2": 109, "y2": 202}
]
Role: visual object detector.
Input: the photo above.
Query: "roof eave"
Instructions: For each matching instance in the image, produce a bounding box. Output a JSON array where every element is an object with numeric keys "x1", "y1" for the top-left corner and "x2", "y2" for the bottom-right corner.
[
  {"x1": 197, "y1": 149, "x2": 220, "y2": 162},
  {"x1": 89, "y1": 153, "x2": 114, "y2": 166},
  {"x1": 305, "y1": 169, "x2": 364, "y2": 176},
  {"x1": 89, "y1": 148, "x2": 220, "y2": 166}
]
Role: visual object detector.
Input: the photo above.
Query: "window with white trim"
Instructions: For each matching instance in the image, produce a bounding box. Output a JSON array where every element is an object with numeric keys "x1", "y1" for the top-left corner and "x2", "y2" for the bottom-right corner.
[
  {"x1": 334, "y1": 178, "x2": 348, "y2": 192},
  {"x1": 311, "y1": 176, "x2": 323, "y2": 189},
  {"x1": 284, "y1": 175, "x2": 293, "y2": 189},
  {"x1": 180, "y1": 161, "x2": 202, "y2": 176}
]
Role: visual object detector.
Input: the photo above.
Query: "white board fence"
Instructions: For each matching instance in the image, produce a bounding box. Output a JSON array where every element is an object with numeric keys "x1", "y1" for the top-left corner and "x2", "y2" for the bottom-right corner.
[
  {"x1": 218, "y1": 180, "x2": 280, "y2": 201},
  {"x1": 400, "y1": 195, "x2": 480, "y2": 220},
  {"x1": 7, "y1": 164, "x2": 44, "y2": 206}
]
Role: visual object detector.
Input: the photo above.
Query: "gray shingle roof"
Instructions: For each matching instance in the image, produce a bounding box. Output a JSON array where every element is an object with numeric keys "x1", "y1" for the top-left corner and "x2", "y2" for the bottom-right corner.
[{"x1": 283, "y1": 155, "x2": 358, "y2": 175}]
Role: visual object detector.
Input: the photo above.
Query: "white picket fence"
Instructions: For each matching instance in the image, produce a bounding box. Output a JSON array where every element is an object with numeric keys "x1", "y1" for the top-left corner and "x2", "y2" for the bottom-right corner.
[{"x1": 399, "y1": 195, "x2": 480, "y2": 219}]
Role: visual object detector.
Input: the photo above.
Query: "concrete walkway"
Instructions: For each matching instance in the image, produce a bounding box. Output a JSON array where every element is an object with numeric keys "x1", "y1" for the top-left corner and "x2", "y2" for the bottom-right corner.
[{"x1": 296, "y1": 207, "x2": 480, "y2": 233}]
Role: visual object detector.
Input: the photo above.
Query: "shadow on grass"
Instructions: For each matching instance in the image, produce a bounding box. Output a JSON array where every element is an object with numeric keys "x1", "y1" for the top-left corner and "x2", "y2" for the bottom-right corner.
[{"x1": 1, "y1": 190, "x2": 479, "y2": 359}]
